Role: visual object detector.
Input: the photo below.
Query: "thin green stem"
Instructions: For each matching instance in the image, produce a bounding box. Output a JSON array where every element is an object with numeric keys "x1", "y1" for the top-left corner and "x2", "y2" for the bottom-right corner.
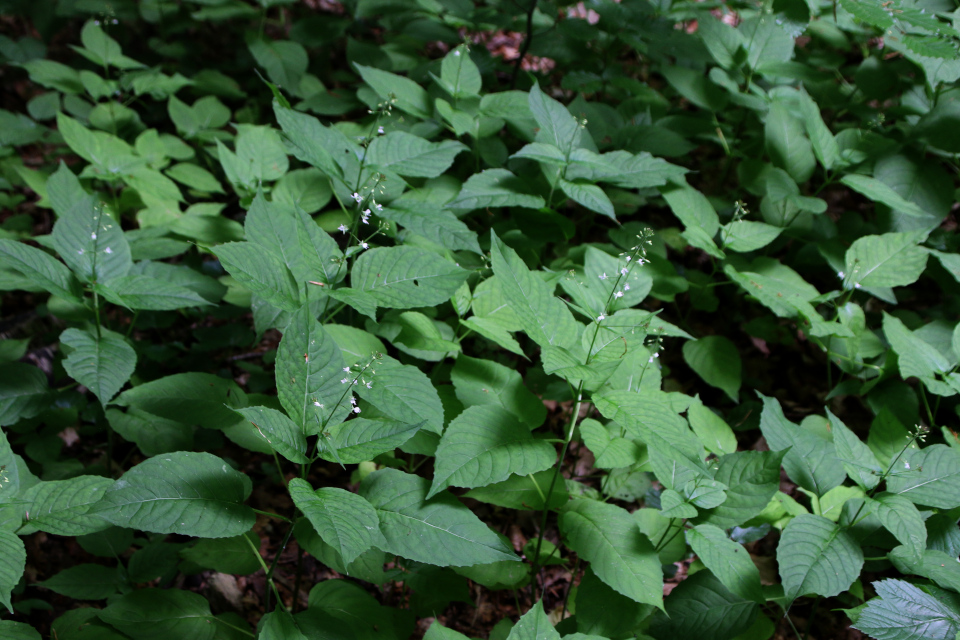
[
  {"x1": 920, "y1": 385, "x2": 936, "y2": 428},
  {"x1": 780, "y1": 604, "x2": 802, "y2": 639},
  {"x1": 213, "y1": 617, "x2": 255, "y2": 637},
  {"x1": 252, "y1": 508, "x2": 292, "y2": 523},
  {"x1": 803, "y1": 596, "x2": 821, "y2": 640}
]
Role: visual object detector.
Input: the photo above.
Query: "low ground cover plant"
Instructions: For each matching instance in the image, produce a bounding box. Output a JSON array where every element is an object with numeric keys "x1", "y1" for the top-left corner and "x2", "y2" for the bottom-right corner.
[{"x1": 1, "y1": 0, "x2": 960, "y2": 638}]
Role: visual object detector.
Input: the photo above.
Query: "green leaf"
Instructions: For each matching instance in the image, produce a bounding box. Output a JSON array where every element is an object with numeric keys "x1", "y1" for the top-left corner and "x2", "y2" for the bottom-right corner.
[
  {"x1": 355, "y1": 355, "x2": 444, "y2": 435},
  {"x1": 798, "y1": 88, "x2": 839, "y2": 171},
  {"x1": 839, "y1": 0, "x2": 894, "y2": 29},
  {"x1": 19, "y1": 60, "x2": 83, "y2": 94},
  {"x1": 558, "y1": 180, "x2": 615, "y2": 220},
  {"x1": 687, "y1": 398, "x2": 737, "y2": 456},
  {"x1": 0, "y1": 363, "x2": 49, "y2": 426},
  {"x1": 259, "y1": 609, "x2": 310, "y2": 640},
  {"x1": 114, "y1": 372, "x2": 246, "y2": 429},
  {"x1": 567, "y1": 149, "x2": 687, "y2": 189},
  {"x1": 489, "y1": 232, "x2": 578, "y2": 350},
  {"x1": 649, "y1": 571, "x2": 758, "y2": 640},
  {"x1": 289, "y1": 478, "x2": 383, "y2": 565},
  {"x1": 505, "y1": 600, "x2": 560, "y2": 640},
  {"x1": 425, "y1": 621, "x2": 471, "y2": 640},
  {"x1": 826, "y1": 409, "x2": 882, "y2": 491},
  {"x1": 380, "y1": 202, "x2": 481, "y2": 254},
  {"x1": 841, "y1": 175, "x2": 930, "y2": 220},
  {"x1": 429, "y1": 405, "x2": 555, "y2": 498},
  {"x1": 869, "y1": 493, "x2": 927, "y2": 561},
  {"x1": 318, "y1": 417, "x2": 423, "y2": 464},
  {"x1": 777, "y1": 513, "x2": 863, "y2": 602},
  {"x1": 0, "y1": 621, "x2": 39, "y2": 640},
  {"x1": 852, "y1": 579, "x2": 960, "y2": 640},
  {"x1": 844, "y1": 232, "x2": 929, "y2": 290},
  {"x1": 886, "y1": 445, "x2": 960, "y2": 509},
  {"x1": 528, "y1": 82, "x2": 581, "y2": 156},
  {"x1": 165, "y1": 163, "x2": 223, "y2": 193},
  {"x1": 39, "y1": 564, "x2": 119, "y2": 600},
  {"x1": 352, "y1": 246, "x2": 467, "y2": 309},
  {"x1": 451, "y1": 355, "x2": 545, "y2": 428},
  {"x1": 20, "y1": 476, "x2": 113, "y2": 536},
  {"x1": 51, "y1": 195, "x2": 131, "y2": 284},
  {"x1": 686, "y1": 524, "x2": 763, "y2": 603},
  {"x1": 60, "y1": 327, "x2": 135, "y2": 405},
  {"x1": 560, "y1": 499, "x2": 662, "y2": 609},
  {"x1": 232, "y1": 406, "x2": 308, "y2": 463},
  {"x1": 214, "y1": 241, "x2": 300, "y2": 312},
  {"x1": 721, "y1": 221, "x2": 782, "y2": 253},
  {"x1": 660, "y1": 489, "x2": 698, "y2": 519},
  {"x1": 580, "y1": 418, "x2": 643, "y2": 469},
  {"x1": 247, "y1": 37, "x2": 307, "y2": 92},
  {"x1": 758, "y1": 393, "x2": 844, "y2": 496},
  {"x1": 0, "y1": 529, "x2": 25, "y2": 613},
  {"x1": 98, "y1": 588, "x2": 217, "y2": 640},
  {"x1": 355, "y1": 64, "x2": 431, "y2": 119},
  {"x1": 464, "y1": 470, "x2": 569, "y2": 511},
  {"x1": 74, "y1": 21, "x2": 142, "y2": 69},
  {"x1": 366, "y1": 133, "x2": 467, "y2": 178},
  {"x1": 359, "y1": 468, "x2": 519, "y2": 567},
  {"x1": 696, "y1": 450, "x2": 787, "y2": 529},
  {"x1": 660, "y1": 183, "x2": 720, "y2": 237},
  {"x1": 272, "y1": 104, "x2": 345, "y2": 181},
  {"x1": 0, "y1": 239, "x2": 81, "y2": 301},
  {"x1": 179, "y1": 532, "x2": 262, "y2": 575},
  {"x1": 438, "y1": 45, "x2": 481, "y2": 98},
  {"x1": 882, "y1": 312, "x2": 951, "y2": 379},
  {"x1": 89, "y1": 451, "x2": 255, "y2": 538},
  {"x1": 447, "y1": 169, "x2": 546, "y2": 211},
  {"x1": 765, "y1": 100, "x2": 815, "y2": 183},
  {"x1": 682, "y1": 336, "x2": 741, "y2": 402},
  {"x1": 889, "y1": 546, "x2": 960, "y2": 593},
  {"x1": 98, "y1": 274, "x2": 213, "y2": 311},
  {"x1": 275, "y1": 306, "x2": 349, "y2": 434},
  {"x1": 168, "y1": 96, "x2": 230, "y2": 138}
]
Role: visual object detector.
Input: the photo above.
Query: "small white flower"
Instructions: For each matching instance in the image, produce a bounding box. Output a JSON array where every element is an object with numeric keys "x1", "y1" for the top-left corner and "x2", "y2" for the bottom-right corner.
[
  {"x1": 620, "y1": 267, "x2": 628, "y2": 276},
  {"x1": 837, "y1": 271, "x2": 845, "y2": 279},
  {"x1": 341, "y1": 377, "x2": 349, "y2": 384},
  {"x1": 855, "y1": 283, "x2": 862, "y2": 289},
  {"x1": 599, "y1": 273, "x2": 608, "y2": 280},
  {"x1": 648, "y1": 356, "x2": 655, "y2": 363},
  {"x1": 653, "y1": 352, "x2": 659, "y2": 358},
  {"x1": 313, "y1": 401, "x2": 324, "y2": 408},
  {"x1": 360, "y1": 241, "x2": 369, "y2": 250},
  {"x1": 338, "y1": 224, "x2": 349, "y2": 234},
  {"x1": 614, "y1": 290, "x2": 624, "y2": 298},
  {"x1": 624, "y1": 284, "x2": 630, "y2": 291},
  {"x1": 353, "y1": 406, "x2": 361, "y2": 414},
  {"x1": 91, "y1": 232, "x2": 97, "y2": 240},
  {"x1": 453, "y1": 50, "x2": 461, "y2": 56},
  {"x1": 377, "y1": 126, "x2": 384, "y2": 134},
  {"x1": 343, "y1": 367, "x2": 351, "y2": 373},
  {"x1": 78, "y1": 249, "x2": 84, "y2": 255},
  {"x1": 366, "y1": 381, "x2": 373, "y2": 389},
  {"x1": 104, "y1": 247, "x2": 113, "y2": 254},
  {"x1": 625, "y1": 256, "x2": 631, "y2": 262},
  {"x1": 352, "y1": 192, "x2": 363, "y2": 203},
  {"x1": 597, "y1": 314, "x2": 605, "y2": 322},
  {"x1": 374, "y1": 203, "x2": 383, "y2": 212},
  {"x1": 904, "y1": 461, "x2": 911, "y2": 470},
  {"x1": 350, "y1": 397, "x2": 357, "y2": 406}
]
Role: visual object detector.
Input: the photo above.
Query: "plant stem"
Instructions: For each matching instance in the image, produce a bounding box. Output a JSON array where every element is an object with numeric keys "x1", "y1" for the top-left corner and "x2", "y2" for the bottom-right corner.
[
  {"x1": 243, "y1": 531, "x2": 287, "y2": 613},
  {"x1": 780, "y1": 604, "x2": 803, "y2": 639},
  {"x1": 510, "y1": 0, "x2": 537, "y2": 89},
  {"x1": 803, "y1": 596, "x2": 821, "y2": 640}
]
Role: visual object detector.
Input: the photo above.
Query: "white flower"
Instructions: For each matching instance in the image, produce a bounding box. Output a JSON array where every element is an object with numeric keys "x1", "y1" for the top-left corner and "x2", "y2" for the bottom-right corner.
[
  {"x1": 352, "y1": 192, "x2": 363, "y2": 203},
  {"x1": 837, "y1": 271, "x2": 845, "y2": 279},
  {"x1": 624, "y1": 284, "x2": 630, "y2": 291},
  {"x1": 343, "y1": 367, "x2": 351, "y2": 373},
  {"x1": 350, "y1": 397, "x2": 357, "y2": 405},
  {"x1": 104, "y1": 247, "x2": 112, "y2": 254},
  {"x1": 614, "y1": 291, "x2": 624, "y2": 298},
  {"x1": 78, "y1": 249, "x2": 84, "y2": 255},
  {"x1": 855, "y1": 283, "x2": 862, "y2": 289},
  {"x1": 91, "y1": 232, "x2": 97, "y2": 240},
  {"x1": 361, "y1": 209, "x2": 371, "y2": 224},
  {"x1": 341, "y1": 377, "x2": 349, "y2": 384},
  {"x1": 453, "y1": 50, "x2": 461, "y2": 56},
  {"x1": 365, "y1": 381, "x2": 373, "y2": 389},
  {"x1": 353, "y1": 379, "x2": 358, "y2": 385},
  {"x1": 377, "y1": 126, "x2": 384, "y2": 134},
  {"x1": 599, "y1": 273, "x2": 608, "y2": 280},
  {"x1": 597, "y1": 314, "x2": 605, "y2": 322},
  {"x1": 338, "y1": 224, "x2": 349, "y2": 234},
  {"x1": 904, "y1": 461, "x2": 911, "y2": 470},
  {"x1": 353, "y1": 406, "x2": 361, "y2": 414},
  {"x1": 625, "y1": 256, "x2": 631, "y2": 262},
  {"x1": 360, "y1": 241, "x2": 369, "y2": 249},
  {"x1": 620, "y1": 267, "x2": 628, "y2": 276},
  {"x1": 374, "y1": 203, "x2": 383, "y2": 212},
  {"x1": 313, "y1": 401, "x2": 324, "y2": 408}
]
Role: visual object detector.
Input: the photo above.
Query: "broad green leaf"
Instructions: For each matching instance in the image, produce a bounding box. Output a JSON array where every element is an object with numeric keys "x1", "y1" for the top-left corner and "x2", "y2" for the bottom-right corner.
[
  {"x1": 505, "y1": 600, "x2": 560, "y2": 640},
  {"x1": 289, "y1": 479, "x2": 383, "y2": 564},
  {"x1": 318, "y1": 417, "x2": 423, "y2": 464},
  {"x1": 882, "y1": 312, "x2": 951, "y2": 379},
  {"x1": 889, "y1": 546, "x2": 960, "y2": 594},
  {"x1": 0, "y1": 239, "x2": 81, "y2": 301},
  {"x1": 429, "y1": 405, "x2": 555, "y2": 498},
  {"x1": 661, "y1": 183, "x2": 720, "y2": 237},
  {"x1": 560, "y1": 499, "x2": 662, "y2": 608},
  {"x1": 305, "y1": 579, "x2": 411, "y2": 639},
  {"x1": 579, "y1": 418, "x2": 643, "y2": 469},
  {"x1": 869, "y1": 493, "x2": 927, "y2": 561},
  {"x1": 259, "y1": 609, "x2": 310, "y2": 640},
  {"x1": 19, "y1": 60, "x2": 83, "y2": 94},
  {"x1": 39, "y1": 564, "x2": 119, "y2": 600},
  {"x1": 886, "y1": 445, "x2": 960, "y2": 509},
  {"x1": 686, "y1": 524, "x2": 763, "y2": 603},
  {"x1": 574, "y1": 566, "x2": 650, "y2": 637},
  {"x1": 366, "y1": 133, "x2": 467, "y2": 178},
  {"x1": 0, "y1": 621, "x2": 39, "y2": 640},
  {"x1": 758, "y1": 393, "x2": 844, "y2": 496},
  {"x1": 74, "y1": 21, "x2": 142, "y2": 69},
  {"x1": 844, "y1": 231, "x2": 929, "y2": 290},
  {"x1": 352, "y1": 246, "x2": 467, "y2": 309},
  {"x1": 114, "y1": 372, "x2": 246, "y2": 429},
  {"x1": 20, "y1": 476, "x2": 113, "y2": 536},
  {"x1": 51, "y1": 194, "x2": 132, "y2": 284},
  {"x1": 765, "y1": 100, "x2": 815, "y2": 183},
  {"x1": 826, "y1": 409, "x2": 882, "y2": 491},
  {"x1": 567, "y1": 148, "x2": 687, "y2": 189},
  {"x1": 839, "y1": 0, "x2": 894, "y2": 28},
  {"x1": 696, "y1": 450, "x2": 787, "y2": 529},
  {"x1": 698, "y1": 17, "x2": 746, "y2": 69},
  {"x1": 0, "y1": 430, "x2": 20, "y2": 500},
  {"x1": 682, "y1": 336, "x2": 741, "y2": 402},
  {"x1": 359, "y1": 468, "x2": 519, "y2": 567},
  {"x1": 489, "y1": 232, "x2": 578, "y2": 350},
  {"x1": 512, "y1": 142, "x2": 567, "y2": 165},
  {"x1": 720, "y1": 221, "x2": 782, "y2": 253},
  {"x1": 98, "y1": 588, "x2": 217, "y2": 640},
  {"x1": 649, "y1": 571, "x2": 758, "y2": 640},
  {"x1": 165, "y1": 163, "x2": 223, "y2": 193},
  {"x1": 451, "y1": 355, "x2": 545, "y2": 428},
  {"x1": 660, "y1": 489, "x2": 698, "y2": 519},
  {"x1": 841, "y1": 175, "x2": 930, "y2": 220},
  {"x1": 179, "y1": 532, "x2": 261, "y2": 575},
  {"x1": 98, "y1": 275, "x2": 213, "y2": 311},
  {"x1": 355, "y1": 64, "x2": 431, "y2": 119},
  {"x1": 777, "y1": 513, "x2": 863, "y2": 602},
  {"x1": 558, "y1": 179, "x2": 615, "y2": 220},
  {"x1": 381, "y1": 201, "x2": 480, "y2": 254},
  {"x1": 247, "y1": 37, "x2": 307, "y2": 92},
  {"x1": 232, "y1": 406, "x2": 308, "y2": 463},
  {"x1": 0, "y1": 364, "x2": 48, "y2": 428},
  {"x1": 464, "y1": 470, "x2": 569, "y2": 511},
  {"x1": 687, "y1": 398, "x2": 737, "y2": 456},
  {"x1": 529, "y1": 82, "x2": 581, "y2": 155},
  {"x1": 90, "y1": 451, "x2": 255, "y2": 538},
  {"x1": 798, "y1": 88, "x2": 839, "y2": 171},
  {"x1": 275, "y1": 305, "x2": 349, "y2": 434},
  {"x1": 60, "y1": 327, "x2": 135, "y2": 405},
  {"x1": 168, "y1": 96, "x2": 230, "y2": 138},
  {"x1": 0, "y1": 529, "x2": 25, "y2": 613},
  {"x1": 214, "y1": 241, "x2": 300, "y2": 312},
  {"x1": 425, "y1": 620, "x2": 471, "y2": 640},
  {"x1": 744, "y1": 16, "x2": 795, "y2": 70},
  {"x1": 355, "y1": 355, "x2": 444, "y2": 435},
  {"x1": 662, "y1": 66, "x2": 728, "y2": 111},
  {"x1": 272, "y1": 104, "x2": 345, "y2": 181},
  {"x1": 439, "y1": 45, "x2": 481, "y2": 98},
  {"x1": 593, "y1": 390, "x2": 698, "y2": 459},
  {"x1": 852, "y1": 579, "x2": 960, "y2": 640},
  {"x1": 447, "y1": 169, "x2": 546, "y2": 211}
]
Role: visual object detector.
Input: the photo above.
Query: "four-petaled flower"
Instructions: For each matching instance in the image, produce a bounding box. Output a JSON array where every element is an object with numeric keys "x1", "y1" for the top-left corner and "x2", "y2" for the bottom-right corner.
[{"x1": 352, "y1": 192, "x2": 363, "y2": 203}]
